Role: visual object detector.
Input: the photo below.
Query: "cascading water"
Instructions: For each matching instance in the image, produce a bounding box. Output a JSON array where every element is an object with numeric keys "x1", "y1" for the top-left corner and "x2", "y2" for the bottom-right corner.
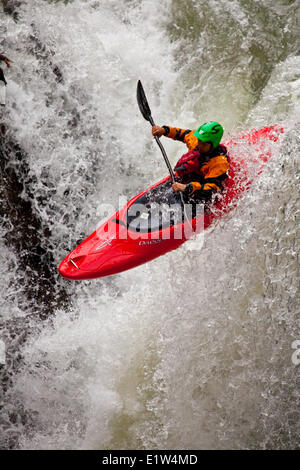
[{"x1": 0, "y1": 0, "x2": 299, "y2": 450}]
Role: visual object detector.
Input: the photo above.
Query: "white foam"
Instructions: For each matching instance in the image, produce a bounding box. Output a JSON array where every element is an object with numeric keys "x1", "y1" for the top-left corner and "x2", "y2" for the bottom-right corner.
[{"x1": 1, "y1": 0, "x2": 299, "y2": 451}]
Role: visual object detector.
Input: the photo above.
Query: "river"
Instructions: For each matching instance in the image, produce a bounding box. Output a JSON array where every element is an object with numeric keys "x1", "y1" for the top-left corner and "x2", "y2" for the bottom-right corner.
[{"x1": 0, "y1": 0, "x2": 299, "y2": 449}]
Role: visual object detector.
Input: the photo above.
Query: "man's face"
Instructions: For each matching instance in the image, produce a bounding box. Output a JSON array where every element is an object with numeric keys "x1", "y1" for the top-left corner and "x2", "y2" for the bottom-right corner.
[{"x1": 198, "y1": 140, "x2": 212, "y2": 154}]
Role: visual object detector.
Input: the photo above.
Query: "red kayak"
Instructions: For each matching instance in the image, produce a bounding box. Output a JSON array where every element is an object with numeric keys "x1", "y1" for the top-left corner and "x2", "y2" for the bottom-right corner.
[{"x1": 58, "y1": 125, "x2": 283, "y2": 280}]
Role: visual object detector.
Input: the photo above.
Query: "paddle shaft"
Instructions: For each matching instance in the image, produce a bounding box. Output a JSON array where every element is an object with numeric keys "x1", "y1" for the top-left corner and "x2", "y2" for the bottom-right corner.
[
  {"x1": 150, "y1": 119, "x2": 195, "y2": 234},
  {"x1": 147, "y1": 114, "x2": 192, "y2": 224},
  {"x1": 137, "y1": 80, "x2": 193, "y2": 233},
  {"x1": 147, "y1": 115, "x2": 175, "y2": 184}
]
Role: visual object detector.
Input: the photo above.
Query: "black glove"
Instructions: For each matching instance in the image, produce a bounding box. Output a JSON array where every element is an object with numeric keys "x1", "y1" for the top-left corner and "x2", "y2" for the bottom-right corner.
[
  {"x1": 184, "y1": 183, "x2": 193, "y2": 195},
  {"x1": 174, "y1": 165, "x2": 186, "y2": 172}
]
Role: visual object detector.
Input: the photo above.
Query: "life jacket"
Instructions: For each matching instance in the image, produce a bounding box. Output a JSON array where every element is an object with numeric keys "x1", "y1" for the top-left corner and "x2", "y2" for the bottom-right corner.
[
  {"x1": 174, "y1": 144, "x2": 229, "y2": 183},
  {"x1": 175, "y1": 144, "x2": 228, "y2": 168}
]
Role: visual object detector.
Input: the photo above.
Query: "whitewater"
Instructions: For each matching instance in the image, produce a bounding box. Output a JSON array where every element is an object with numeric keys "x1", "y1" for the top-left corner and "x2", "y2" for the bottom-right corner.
[{"x1": 0, "y1": 0, "x2": 299, "y2": 449}]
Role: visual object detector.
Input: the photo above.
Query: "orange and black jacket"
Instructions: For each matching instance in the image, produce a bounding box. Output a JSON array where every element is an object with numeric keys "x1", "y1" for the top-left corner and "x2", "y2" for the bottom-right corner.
[{"x1": 162, "y1": 125, "x2": 230, "y2": 200}]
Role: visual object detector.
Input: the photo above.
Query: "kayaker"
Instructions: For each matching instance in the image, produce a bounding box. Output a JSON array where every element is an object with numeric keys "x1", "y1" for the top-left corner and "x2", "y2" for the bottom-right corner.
[
  {"x1": 152, "y1": 121, "x2": 229, "y2": 201},
  {"x1": 0, "y1": 54, "x2": 11, "y2": 86}
]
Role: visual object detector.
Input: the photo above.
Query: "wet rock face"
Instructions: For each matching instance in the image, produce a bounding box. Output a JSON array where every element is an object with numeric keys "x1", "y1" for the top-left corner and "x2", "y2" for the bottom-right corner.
[
  {"x1": 2, "y1": 0, "x2": 22, "y2": 20},
  {"x1": 0, "y1": 314, "x2": 38, "y2": 450},
  {"x1": 28, "y1": 23, "x2": 65, "y2": 85},
  {"x1": 0, "y1": 124, "x2": 68, "y2": 318},
  {"x1": 0, "y1": 124, "x2": 70, "y2": 450},
  {"x1": 0, "y1": 3, "x2": 72, "y2": 449}
]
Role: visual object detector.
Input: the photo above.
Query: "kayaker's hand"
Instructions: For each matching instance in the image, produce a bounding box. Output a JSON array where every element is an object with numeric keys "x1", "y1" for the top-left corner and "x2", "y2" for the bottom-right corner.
[
  {"x1": 152, "y1": 126, "x2": 165, "y2": 138},
  {"x1": 172, "y1": 182, "x2": 187, "y2": 192}
]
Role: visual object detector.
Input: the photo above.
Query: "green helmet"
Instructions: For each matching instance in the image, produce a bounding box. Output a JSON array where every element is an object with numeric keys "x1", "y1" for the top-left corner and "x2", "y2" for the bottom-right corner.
[{"x1": 193, "y1": 121, "x2": 223, "y2": 149}]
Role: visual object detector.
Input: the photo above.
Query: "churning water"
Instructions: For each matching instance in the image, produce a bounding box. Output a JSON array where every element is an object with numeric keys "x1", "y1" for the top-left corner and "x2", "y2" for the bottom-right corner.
[{"x1": 0, "y1": 0, "x2": 299, "y2": 449}]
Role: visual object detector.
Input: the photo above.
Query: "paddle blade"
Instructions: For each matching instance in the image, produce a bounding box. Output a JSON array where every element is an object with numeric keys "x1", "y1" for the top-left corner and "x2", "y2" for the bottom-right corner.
[{"x1": 137, "y1": 80, "x2": 152, "y2": 122}]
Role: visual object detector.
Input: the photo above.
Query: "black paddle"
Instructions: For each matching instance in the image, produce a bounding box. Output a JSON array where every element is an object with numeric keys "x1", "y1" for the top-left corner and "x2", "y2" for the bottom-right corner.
[
  {"x1": 136, "y1": 80, "x2": 194, "y2": 233},
  {"x1": 137, "y1": 80, "x2": 175, "y2": 183}
]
